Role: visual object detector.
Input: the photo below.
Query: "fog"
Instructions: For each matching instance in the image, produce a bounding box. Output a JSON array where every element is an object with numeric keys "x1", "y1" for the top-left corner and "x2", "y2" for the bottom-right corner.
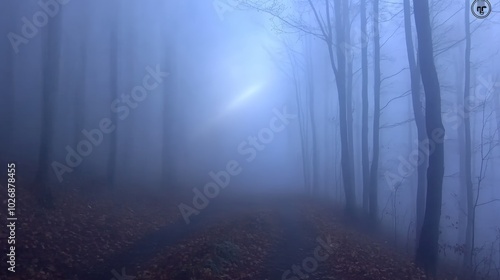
[{"x1": 1, "y1": 0, "x2": 499, "y2": 279}]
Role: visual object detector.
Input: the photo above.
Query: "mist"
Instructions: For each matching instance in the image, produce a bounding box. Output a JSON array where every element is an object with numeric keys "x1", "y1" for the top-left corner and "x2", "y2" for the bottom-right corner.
[{"x1": 1, "y1": 0, "x2": 499, "y2": 279}]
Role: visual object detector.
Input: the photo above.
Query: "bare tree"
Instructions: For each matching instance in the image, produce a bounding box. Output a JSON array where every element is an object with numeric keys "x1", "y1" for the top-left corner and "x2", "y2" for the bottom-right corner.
[
  {"x1": 403, "y1": 0, "x2": 427, "y2": 245},
  {"x1": 241, "y1": 0, "x2": 357, "y2": 212},
  {"x1": 344, "y1": 1, "x2": 355, "y2": 195},
  {"x1": 304, "y1": 37, "x2": 320, "y2": 194},
  {"x1": 333, "y1": 0, "x2": 357, "y2": 214},
  {"x1": 470, "y1": 96, "x2": 500, "y2": 278},
  {"x1": 462, "y1": 0, "x2": 475, "y2": 269},
  {"x1": 360, "y1": 0, "x2": 370, "y2": 216},
  {"x1": 413, "y1": 0, "x2": 445, "y2": 275},
  {"x1": 264, "y1": 36, "x2": 317, "y2": 194},
  {"x1": 284, "y1": 40, "x2": 315, "y2": 193},
  {"x1": 369, "y1": 0, "x2": 381, "y2": 222}
]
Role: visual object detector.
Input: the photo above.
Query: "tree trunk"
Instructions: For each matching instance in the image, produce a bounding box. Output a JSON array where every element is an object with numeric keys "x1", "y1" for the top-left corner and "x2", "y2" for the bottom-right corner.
[
  {"x1": 162, "y1": 93, "x2": 178, "y2": 188},
  {"x1": 413, "y1": 0, "x2": 445, "y2": 276},
  {"x1": 454, "y1": 44, "x2": 468, "y2": 250},
  {"x1": 300, "y1": 36, "x2": 318, "y2": 194},
  {"x1": 403, "y1": 0, "x2": 427, "y2": 245},
  {"x1": 308, "y1": 0, "x2": 356, "y2": 211},
  {"x1": 369, "y1": 0, "x2": 381, "y2": 222},
  {"x1": 360, "y1": 0, "x2": 370, "y2": 216},
  {"x1": 287, "y1": 43, "x2": 311, "y2": 193},
  {"x1": 162, "y1": 3, "x2": 181, "y2": 190},
  {"x1": 107, "y1": 12, "x2": 119, "y2": 189},
  {"x1": 333, "y1": 0, "x2": 356, "y2": 214},
  {"x1": 462, "y1": 0, "x2": 474, "y2": 268},
  {"x1": 74, "y1": 23, "x2": 87, "y2": 149},
  {"x1": 307, "y1": 48, "x2": 319, "y2": 195},
  {"x1": 344, "y1": 0, "x2": 355, "y2": 196},
  {"x1": 35, "y1": 9, "x2": 61, "y2": 208}
]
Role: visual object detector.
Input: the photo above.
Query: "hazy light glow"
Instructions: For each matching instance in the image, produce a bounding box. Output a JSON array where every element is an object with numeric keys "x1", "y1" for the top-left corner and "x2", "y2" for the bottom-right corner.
[
  {"x1": 225, "y1": 82, "x2": 264, "y2": 112},
  {"x1": 191, "y1": 82, "x2": 266, "y2": 140},
  {"x1": 188, "y1": 16, "x2": 279, "y2": 141}
]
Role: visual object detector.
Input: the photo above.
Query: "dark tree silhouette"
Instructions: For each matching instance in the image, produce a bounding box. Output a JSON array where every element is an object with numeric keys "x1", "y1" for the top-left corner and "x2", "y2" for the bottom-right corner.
[
  {"x1": 413, "y1": 0, "x2": 445, "y2": 275},
  {"x1": 462, "y1": 0, "x2": 475, "y2": 268},
  {"x1": 333, "y1": 0, "x2": 356, "y2": 214},
  {"x1": 369, "y1": 0, "x2": 381, "y2": 222},
  {"x1": 360, "y1": 0, "x2": 370, "y2": 216},
  {"x1": 403, "y1": 0, "x2": 427, "y2": 245}
]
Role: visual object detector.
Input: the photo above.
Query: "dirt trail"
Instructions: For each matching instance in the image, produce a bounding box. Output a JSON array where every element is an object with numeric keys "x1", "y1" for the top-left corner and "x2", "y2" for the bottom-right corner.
[
  {"x1": 76, "y1": 193, "x2": 331, "y2": 280},
  {"x1": 75, "y1": 193, "x2": 274, "y2": 279},
  {"x1": 261, "y1": 197, "x2": 333, "y2": 280}
]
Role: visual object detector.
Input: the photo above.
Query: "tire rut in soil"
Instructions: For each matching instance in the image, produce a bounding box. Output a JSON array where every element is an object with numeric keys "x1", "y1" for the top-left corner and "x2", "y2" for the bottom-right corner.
[
  {"x1": 262, "y1": 201, "x2": 323, "y2": 280},
  {"x1": 76, "y1": 199, "x2": 254, "y2": 280}
]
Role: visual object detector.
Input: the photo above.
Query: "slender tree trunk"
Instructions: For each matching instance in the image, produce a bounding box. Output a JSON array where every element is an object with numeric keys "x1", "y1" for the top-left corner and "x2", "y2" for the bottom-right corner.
[
  {"x1": 287, "y1": 46, "x2": 310, "y2": 192},
  {"x1": 458, "y1": 110, "x2": 467, "y2": 243},
  {"x1": 107, "y1": 77, "x2": 118, "y2": 189},
  {"x1": 162, "y1": 9, "x2": 179, "y2": 190},
  {"x1": 300, "y1": 82, "x2": 311, "y2": 193},
  {"x1": 162, "y1": 93, "x2": 178, "y2": 188},
  {"x1": 74, "y1": 30, "x2": 87, "y2": 149},
  {"x1": 344, "y1": 0, "x2": 355, "y2": 195},
  {"x1": 324, "y1": 61, "x2": 331, "y2": 195},
  {"x1": 360, "y1": 0, "x2": 370, "y2": 215},
  {"x1": 333, "y1": 0, "x2": 356, "y2": 214},
  {"x1": 462, "y1": 1, "x2": 474, "y2": 268},
  {"x1": 310, "y1": 0, "x2": 356, "y2": 211},
  {"x1": 307, "y1": 50, "x2": 319, "y2": 195},
  {"x1": 403, "y1": 0, "x2": 427, "y2": 245},
  {"x1": 301, "y1": 36, "x2": 318, "y2": 194},
  {"x1": 369, "y1": 0, "x2": 381, "y2": 222},
  {"x1": 413, "y1": 0, "x2": 445, "y2": 275},
  {"x1": 107, "y1": 6, "x2": 120, "y2": 189},
  {"x1": 161, "y1": 78, "x2": 175, "y2": 188},
  {"x1": 454, "y1": 45, "x2": 468, "y2": 249},
  {"x1": 285, "y1": 37, "x2": 314, "y2": 193},
  {"x1": 35, "y1": 11, "x2": 61, "y2": 208}
]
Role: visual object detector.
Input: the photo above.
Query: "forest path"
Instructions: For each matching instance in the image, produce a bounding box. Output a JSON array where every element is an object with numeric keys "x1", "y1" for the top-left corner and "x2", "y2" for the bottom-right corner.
[
  {"x1": 76, "y1": 193, "x2": 262, "y2": 279},
  {"x1": 261, "y1": 196, "x2": 334, "y2": 280},
  {"x1": 75, "y1": 192, "x2": 333, "y2": 280}
]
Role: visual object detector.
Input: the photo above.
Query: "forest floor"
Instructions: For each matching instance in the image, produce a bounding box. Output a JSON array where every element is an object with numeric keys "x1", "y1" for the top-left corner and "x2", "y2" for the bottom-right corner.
[{"x1": 0, "y1": 184, "x2": 459, "y2": 280}]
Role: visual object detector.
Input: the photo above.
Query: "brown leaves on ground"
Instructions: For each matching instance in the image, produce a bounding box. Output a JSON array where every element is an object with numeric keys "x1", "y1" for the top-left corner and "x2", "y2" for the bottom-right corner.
[
  {"x1": 1, "y1": 185, "x2": 458, "y2": 280},
  {"x1": 137, "y1": 211, "x2": 280, "y2": 280},
  {"x1": 300, "y1": 200, "x2": 428, "y2": 280},
  {"x1": 0, "y1": 184, "x2": 181, "y2": 279}
]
